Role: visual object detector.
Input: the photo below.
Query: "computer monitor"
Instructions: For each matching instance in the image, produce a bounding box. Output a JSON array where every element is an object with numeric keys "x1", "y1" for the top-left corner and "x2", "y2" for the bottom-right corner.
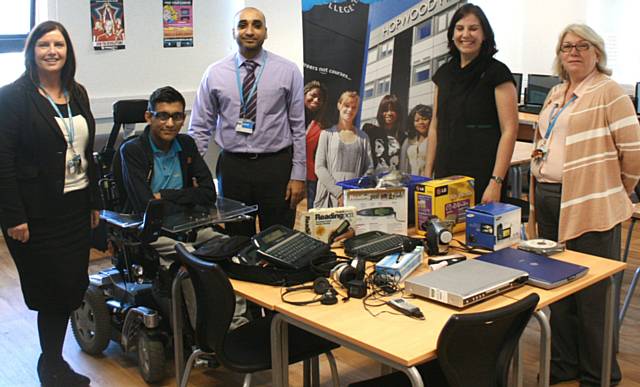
[
  {"x1": 524, "y1": 74, "x2": 562, "y2": 106},
  {"x1": 512, "y1": 73, "x2": 522, "y2": 104},
  {"x1": 636, "y1": 82, "x2": 640, "y2": 115}
]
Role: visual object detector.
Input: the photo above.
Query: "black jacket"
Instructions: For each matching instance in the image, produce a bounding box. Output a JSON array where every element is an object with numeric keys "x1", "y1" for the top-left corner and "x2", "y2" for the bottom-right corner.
[
  {"x1": 118, "y1": 125, "x2": 216, "y2": 214},
  {"x1": 0, "y1": 75, "x2": 100, "y2": 230}
]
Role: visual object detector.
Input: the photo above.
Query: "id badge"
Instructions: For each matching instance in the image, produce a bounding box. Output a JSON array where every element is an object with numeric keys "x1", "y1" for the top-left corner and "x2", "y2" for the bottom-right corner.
[
  {"x1": 235, "y1": 118, "x2": 255, "y2": 134},
  {"x1": 68, "y1": 154, "x2": 82, "y2": 174},
  {"x1": 532, "y1": 139, "x2": 548, "y2": 162}
]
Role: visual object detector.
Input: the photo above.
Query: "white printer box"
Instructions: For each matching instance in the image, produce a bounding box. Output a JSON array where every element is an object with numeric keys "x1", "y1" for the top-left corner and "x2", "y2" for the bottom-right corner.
[{"x1": 465, "y1": 202, "x2": 521, "y2": 251}]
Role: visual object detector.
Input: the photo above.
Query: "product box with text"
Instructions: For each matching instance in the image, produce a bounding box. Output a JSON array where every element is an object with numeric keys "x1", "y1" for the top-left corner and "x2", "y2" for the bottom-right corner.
[{"x1": 415, "y1": 176, "x2": 474, "y2": 235}]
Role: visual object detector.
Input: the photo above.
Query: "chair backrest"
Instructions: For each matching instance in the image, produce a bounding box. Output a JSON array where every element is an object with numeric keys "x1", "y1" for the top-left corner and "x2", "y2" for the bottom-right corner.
[
  {"x1": 99, "y1": 99, "x2": 148, "y2": 175},
  {"x1": 174, "y1": 244, "x2": 236, "y2": 357},
  {"x1": 436, "y1": 293, "x2": 539, "y2": 387}
]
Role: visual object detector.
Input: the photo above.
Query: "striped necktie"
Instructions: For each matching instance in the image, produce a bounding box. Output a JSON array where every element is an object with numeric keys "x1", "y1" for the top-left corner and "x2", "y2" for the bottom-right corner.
[{"x1": 242, "y1": 60, "x2": 258, "y2": 123}]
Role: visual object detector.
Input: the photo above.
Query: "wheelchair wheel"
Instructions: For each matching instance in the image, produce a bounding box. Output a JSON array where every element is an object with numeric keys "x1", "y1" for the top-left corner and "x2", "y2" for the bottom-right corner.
[
  {"x1": 137, "y1": 331, "x2": 165, "y2": 384},
  {"x1": 71, "y1": 285, "x2": 112, "y2": 355}
]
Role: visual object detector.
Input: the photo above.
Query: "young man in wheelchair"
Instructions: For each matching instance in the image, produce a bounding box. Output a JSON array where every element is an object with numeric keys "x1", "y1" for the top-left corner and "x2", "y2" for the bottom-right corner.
[{"x1": 117, "y1": 85, "x2": 248, "y2": 318}]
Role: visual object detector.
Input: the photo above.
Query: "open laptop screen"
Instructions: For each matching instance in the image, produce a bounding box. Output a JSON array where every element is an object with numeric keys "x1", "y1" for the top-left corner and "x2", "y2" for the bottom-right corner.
[
  {"x1": 525, "y1": 74, "x2": 561, "y2": 106},
  {"x1": 512, "y1": 73, "x2": 522, "y2": 104}
]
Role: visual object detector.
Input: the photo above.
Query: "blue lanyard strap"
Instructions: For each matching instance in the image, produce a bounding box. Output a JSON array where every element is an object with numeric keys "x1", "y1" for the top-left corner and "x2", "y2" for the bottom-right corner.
[
  {"x1": 544, "y1": 95, "x2": 577, "y2": 139},
  {"x1": 40, "y1": 86, "x2": 77, "y2": 152},
  {"x1": 235, "y1": 52, "x2": 267, "y2": 116}
]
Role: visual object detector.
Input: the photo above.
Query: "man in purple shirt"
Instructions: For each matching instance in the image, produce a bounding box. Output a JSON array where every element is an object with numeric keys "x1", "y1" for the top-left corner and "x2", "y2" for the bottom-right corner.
[{"x1": 188, "y1": 7, "x2": 305, "y2": 236}]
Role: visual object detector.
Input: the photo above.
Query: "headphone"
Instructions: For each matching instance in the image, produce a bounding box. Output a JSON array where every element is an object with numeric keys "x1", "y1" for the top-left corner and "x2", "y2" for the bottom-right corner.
[
  {"x1": 330, "y1": 258, "x2": 367, "y2": 299},
  {"x1": 281, "y1": 277, "x2": 338, "y2": 306}
]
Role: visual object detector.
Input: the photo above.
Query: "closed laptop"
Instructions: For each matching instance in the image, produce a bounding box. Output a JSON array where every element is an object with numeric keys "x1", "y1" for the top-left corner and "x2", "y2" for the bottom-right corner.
[{"x1": 477, "y1": 248, "x2": 588, "y2": 289}]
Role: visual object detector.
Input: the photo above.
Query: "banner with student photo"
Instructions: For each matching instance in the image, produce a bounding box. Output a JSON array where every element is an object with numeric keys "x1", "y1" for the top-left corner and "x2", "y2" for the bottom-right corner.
[
  {"x1": 163, "y1": 0, "x2": 194, "y2": 48},
  {"x1": 302, "y1": 0, "x2": 464, "y2": 127},
  {"x1": 91, "y1": 0, "x2": 125, "y2": 50}
]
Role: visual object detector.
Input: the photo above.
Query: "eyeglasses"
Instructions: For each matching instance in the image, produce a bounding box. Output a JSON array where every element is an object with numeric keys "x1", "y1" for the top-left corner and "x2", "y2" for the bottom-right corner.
[
  {"x1": 149, "y1": 111, "x2": 186, "y2": 122},
  {"x1": 559, "y1": 42, "x2": 592, "y2": 53}
]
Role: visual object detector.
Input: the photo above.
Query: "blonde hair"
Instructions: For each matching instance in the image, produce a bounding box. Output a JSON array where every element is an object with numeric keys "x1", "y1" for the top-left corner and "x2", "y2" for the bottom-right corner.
[
  {"x1": 552, "y1": 23, "x2": 611, "y2": 80},
  {"x1": 337, "y1": 90, "x2": 359, "y2": 106}
]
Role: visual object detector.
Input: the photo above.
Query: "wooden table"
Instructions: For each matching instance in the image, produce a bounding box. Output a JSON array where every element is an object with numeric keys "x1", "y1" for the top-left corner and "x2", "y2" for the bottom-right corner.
[{"x1": 229, "y1": 247, "x2": 626, "y2": 387}]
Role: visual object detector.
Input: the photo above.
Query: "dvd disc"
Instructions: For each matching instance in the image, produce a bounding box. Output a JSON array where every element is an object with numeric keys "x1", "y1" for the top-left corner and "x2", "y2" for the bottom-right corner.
[{"x1": 523, "y1": 239, "x2": 558, "y2": 249}]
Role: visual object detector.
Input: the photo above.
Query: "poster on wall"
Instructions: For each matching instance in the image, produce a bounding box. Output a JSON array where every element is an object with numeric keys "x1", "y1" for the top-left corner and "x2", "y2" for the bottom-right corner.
[
  {"x1": 301, "y1": 0, "x2": 463, "y2": 126},
  {"x1": 163, "y1": 0, "x2": 194, "y2": 48},
  {"x1": 90, "y1": 0, "x2": 125, "y2": 50}
]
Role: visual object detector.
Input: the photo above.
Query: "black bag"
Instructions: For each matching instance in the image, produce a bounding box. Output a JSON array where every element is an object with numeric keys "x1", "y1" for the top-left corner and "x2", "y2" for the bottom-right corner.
[{"x1": 192, "y1": 235, "x2": 324, "y2": 287}]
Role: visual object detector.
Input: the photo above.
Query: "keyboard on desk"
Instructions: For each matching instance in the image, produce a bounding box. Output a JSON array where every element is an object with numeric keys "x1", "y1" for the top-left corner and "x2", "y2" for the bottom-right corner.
[
  {"x1": 253, "y1": 225, "x2": 330, "y2": 270},
  {"x1": 344, "y1": 231, "x2": 417, "y2": 261},
  {"x1": 518, "y1": 104, "x2": 543, "y2": 114}
]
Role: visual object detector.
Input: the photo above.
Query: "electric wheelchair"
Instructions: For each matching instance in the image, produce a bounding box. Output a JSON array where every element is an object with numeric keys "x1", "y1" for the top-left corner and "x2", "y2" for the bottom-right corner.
[{"x1": 70, "y1": 100, "x2": 257, "y2": 383}]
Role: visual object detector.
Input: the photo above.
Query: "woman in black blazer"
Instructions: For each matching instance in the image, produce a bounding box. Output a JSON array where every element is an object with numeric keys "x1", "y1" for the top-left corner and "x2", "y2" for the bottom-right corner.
[{"x1": 0, "y1": 21, "x2": 100, "y2": 386}]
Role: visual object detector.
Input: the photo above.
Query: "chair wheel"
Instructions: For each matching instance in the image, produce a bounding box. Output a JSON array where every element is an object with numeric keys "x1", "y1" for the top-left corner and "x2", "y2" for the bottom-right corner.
[
  {"x1": 71, "y1": 285, "x2": 111, "y2": 355},
  {"x1": 137, "y1": 331, "x2": 166, "y2": 384}
]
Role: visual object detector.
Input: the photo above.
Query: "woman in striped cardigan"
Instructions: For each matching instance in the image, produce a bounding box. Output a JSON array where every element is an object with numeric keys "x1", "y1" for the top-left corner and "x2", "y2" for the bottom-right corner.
[{"x1": 528, "y1": 24, "x2": 640, "y2": 386}]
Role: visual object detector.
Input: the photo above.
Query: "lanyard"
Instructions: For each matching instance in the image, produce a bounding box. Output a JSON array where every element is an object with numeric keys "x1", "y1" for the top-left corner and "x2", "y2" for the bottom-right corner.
[
  {"x1": 235, "y1": 52, "x2": 267, "y2": 116},
  {"x1": 543, "y1": 95, "x2": 577, "y2": 140},
  {"x1": 40, "y1": 86, "x2": 77, "y2": 153}
]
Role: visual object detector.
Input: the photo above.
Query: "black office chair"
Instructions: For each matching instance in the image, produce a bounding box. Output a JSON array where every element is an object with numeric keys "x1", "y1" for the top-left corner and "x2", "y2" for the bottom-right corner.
[
  {"x1": 348, "y1": 293, "x2": 539, "y2": 387},
  {"x1": 172, "y1": 243, "x2": 341, "y2": 387}
]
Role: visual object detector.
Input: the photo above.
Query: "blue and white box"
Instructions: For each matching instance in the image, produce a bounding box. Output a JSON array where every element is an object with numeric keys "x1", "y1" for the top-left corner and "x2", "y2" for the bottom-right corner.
[
  {"x1": 375, "y1": 246, "x2": 424, "y2": 281},
  {"x1": 466, "y1": 202, "x2": 521, "y2": 251}
]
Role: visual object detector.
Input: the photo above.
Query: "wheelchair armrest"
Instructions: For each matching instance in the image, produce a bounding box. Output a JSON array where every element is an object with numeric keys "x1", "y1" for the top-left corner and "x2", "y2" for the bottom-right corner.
[
  {"x1": 139, "y1": 199, "x2": 164, "y2": 244},
  {"x1": 100, "y1": 210, "x2": 143, "y2": 229}
]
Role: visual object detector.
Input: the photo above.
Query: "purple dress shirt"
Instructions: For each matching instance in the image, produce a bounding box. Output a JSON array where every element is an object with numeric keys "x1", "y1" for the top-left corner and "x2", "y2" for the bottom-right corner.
[{"x1": 188, "y1": 49, "x2": 306, "y2": 181}]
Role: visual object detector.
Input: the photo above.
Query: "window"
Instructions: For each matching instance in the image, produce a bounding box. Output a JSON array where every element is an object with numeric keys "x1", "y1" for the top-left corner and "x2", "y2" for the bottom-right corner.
[
  {"x1": 432, "y1": 54, "x2": 448, "y2": 74},
  {"x1": 0, "y1": 0, "x2": 35, "y2": 53},
  {"x1": 377, "y1": 76, "x2": 391, "y2": 95},
  {"x1": 367, "y1": 47, "x2": 378, "y2": 64},
  {"x1": 436, "y1": 11, "x2": 449, "y2": 33},
  {"x1": 378, "y1": 39, "x2": 393, "y2": 60},
  {"x1": 414, "y1": 19, "x2": 432, "y2": 42},
  {"x1": 413, "y1": 62, "x2": 431, "y2": 85},
  {"x1": 364, "y1": 82, "x2": 375, "y2": 99}
]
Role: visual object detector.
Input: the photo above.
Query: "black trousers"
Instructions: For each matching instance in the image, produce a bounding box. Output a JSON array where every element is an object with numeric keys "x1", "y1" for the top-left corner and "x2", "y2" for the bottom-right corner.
[
  {"x1": 535, "y1": 182, "x2": 622, "y2": 386},
  {"x1": 218, "y1": 149, "x2": 295, "y2": 237}
]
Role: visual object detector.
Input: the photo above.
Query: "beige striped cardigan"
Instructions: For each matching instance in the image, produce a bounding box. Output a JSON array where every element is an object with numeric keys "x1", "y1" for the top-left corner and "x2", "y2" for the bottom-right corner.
[{"x1": 528, "y1": 72, "x2": 640, "y2": 243}]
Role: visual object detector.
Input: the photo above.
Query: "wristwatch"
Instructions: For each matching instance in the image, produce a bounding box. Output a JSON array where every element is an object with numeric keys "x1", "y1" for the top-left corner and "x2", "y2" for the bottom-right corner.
[{"x1": 490, "y1": 175, "x2": 504, "y2": 184}]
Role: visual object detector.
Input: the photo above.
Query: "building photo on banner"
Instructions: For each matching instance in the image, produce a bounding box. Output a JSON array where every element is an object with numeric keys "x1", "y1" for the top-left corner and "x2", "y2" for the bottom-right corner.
[{"x1": 0, "y1": 0, "x2": 639, "y2": 386}]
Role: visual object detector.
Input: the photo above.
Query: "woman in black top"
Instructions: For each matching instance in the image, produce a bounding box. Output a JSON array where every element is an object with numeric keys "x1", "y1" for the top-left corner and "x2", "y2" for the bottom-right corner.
[
  {"x1": 364, "y1": 94, "x2": 406, "y2": 172},
  {"x1": 0, "y1": 21, "x2": 100, "y2": 386},
  {"x1": 424, "y1": 3, "x2": 518, "y2": 204}
]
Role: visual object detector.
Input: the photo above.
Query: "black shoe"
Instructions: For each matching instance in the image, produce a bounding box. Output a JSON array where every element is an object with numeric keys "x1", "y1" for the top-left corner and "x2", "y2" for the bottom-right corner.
[{"x1": 37, "y1": 355, "x2": 90, "y2": 387}]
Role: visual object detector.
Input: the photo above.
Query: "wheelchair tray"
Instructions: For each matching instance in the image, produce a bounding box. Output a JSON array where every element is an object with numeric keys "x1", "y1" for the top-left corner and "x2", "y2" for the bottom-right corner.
[
  {"x1": 100, "y1": 210, "x2": 143, "y2": 228},
  {"x1": 161, "y1": 197, "x2": 257, "y2": 233}
]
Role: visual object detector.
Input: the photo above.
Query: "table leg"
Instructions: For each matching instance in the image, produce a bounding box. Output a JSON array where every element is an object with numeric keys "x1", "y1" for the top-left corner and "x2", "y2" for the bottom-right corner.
[
  {"x1": 601, "y1": 276, "x2": 614, "y2": 387},
  {"x1": 534, "y1": 309, "x2": 551, "y2": 387},
  {"x1": 271, "y1": 313, "x2": 289, "y2": 387},
  {"x1": 401, "y1": 366, "x2": 424, "y2": 387}
]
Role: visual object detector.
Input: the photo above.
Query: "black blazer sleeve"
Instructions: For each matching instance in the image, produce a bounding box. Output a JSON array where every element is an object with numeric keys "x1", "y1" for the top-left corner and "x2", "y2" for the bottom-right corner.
[
  {"x1": 73, "y1": 83, "x2": 102, "y2": 211},
  {"x1": 0, "y1": 82, "x2": 29, "y2": 229}
]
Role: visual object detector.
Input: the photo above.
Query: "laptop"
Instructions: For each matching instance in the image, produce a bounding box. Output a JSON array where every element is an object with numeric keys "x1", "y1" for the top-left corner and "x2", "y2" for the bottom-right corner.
[
  {"x1": 518, "y1": 74, "x2": 562, "y2": 114},
  {"x1": 476, "y1": 248, "x2": 588, "y2": 289},
  {"x1": 405, "y1": 259, "x2": 528, "y2": 308}
]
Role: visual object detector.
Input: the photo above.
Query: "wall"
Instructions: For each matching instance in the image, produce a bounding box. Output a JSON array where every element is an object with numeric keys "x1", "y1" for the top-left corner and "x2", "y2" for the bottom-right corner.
[{"x1": 48, "y1": 0, "x2": 239, "y2": 129}]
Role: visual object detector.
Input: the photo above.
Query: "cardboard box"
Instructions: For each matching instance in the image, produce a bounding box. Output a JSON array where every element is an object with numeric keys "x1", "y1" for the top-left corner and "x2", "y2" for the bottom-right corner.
[
  {"x1": 414, "y1": 176, "x2": 475, "y2": 235},
  {"x1": 344, "y1": 187, "x2": 408, "y2": 235},
  {"x1": 466, "y1": 202, "x2": 521, "y2": 251},
  {"x1": 375, "y1": 246, "x2": 424, "y2": 282},
  {"x1": 304, "y1": 206, "x2": 357, "y2": 243}
]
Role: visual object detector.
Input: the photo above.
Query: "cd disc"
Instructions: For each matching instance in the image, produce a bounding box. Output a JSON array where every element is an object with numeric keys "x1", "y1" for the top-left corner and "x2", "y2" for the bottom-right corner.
[
  {"x1": 523, "y1": 239, "x2": 558, "y2": 249},
  {"x1": 518, "y1": 239, "x2": 564, "y2": 255}
]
